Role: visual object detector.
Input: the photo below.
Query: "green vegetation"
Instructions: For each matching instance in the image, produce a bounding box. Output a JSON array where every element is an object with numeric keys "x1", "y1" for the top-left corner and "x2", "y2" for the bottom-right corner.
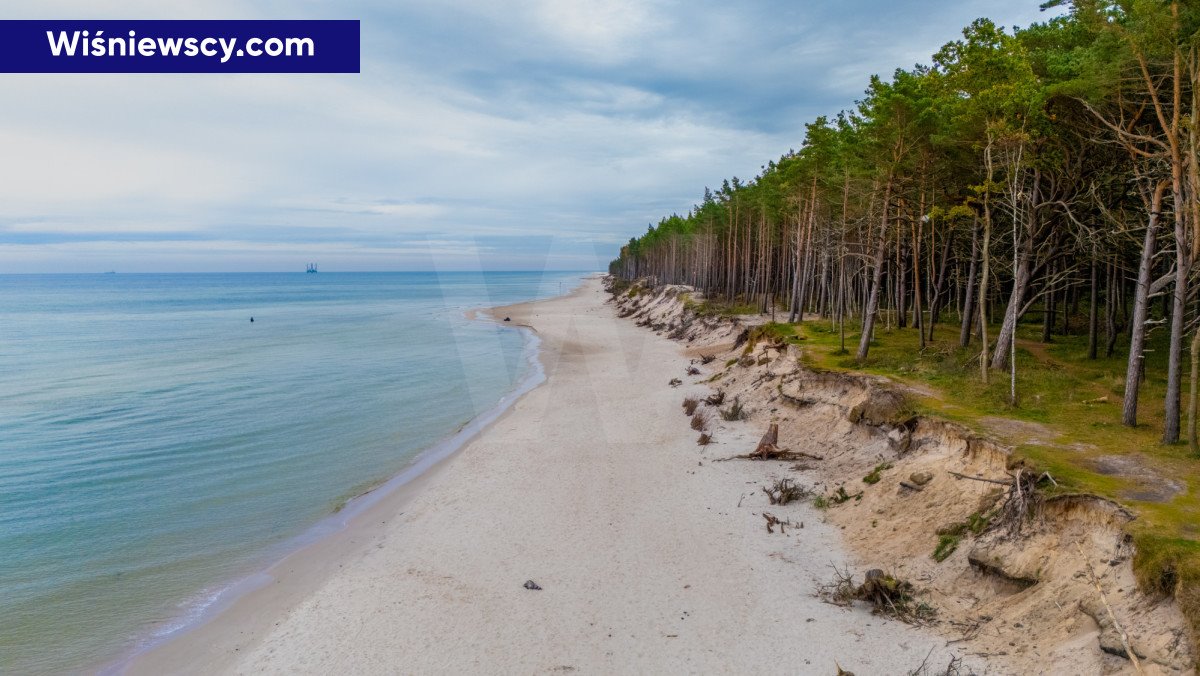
[
  {"x1": 932, "y1": 534, "x2": 961, "y2": 563},
  {"x1": 613, "y1": 1, "x2": 1200, "y2": 445},
  {"x1": 933, "y1": 510, "x2": 995, "y2": 562},
  {"x1": 828, "y1": 485, "x2": 863, "y2": 505},
  {"x1": 610, "y1": 0, "x2": 1200, "y2": 640},
  {"x1": 682, "y1": 295, "x2": 758, "y2": 319},
  {"x1": 862, "y1": 462, "x2": 893, "y2": 485}
]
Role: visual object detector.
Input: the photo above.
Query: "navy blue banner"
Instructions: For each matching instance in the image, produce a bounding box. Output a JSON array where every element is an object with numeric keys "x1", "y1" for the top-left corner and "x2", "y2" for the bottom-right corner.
[{"x1": 0, "y1": 20, "x2": 359, "y2": 73}]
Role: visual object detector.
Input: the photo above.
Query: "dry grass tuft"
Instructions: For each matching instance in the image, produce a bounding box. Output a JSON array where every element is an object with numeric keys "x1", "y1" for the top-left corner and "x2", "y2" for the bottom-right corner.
[
  {"x1": 720, "y1": 396, "x2": 748, "y2": 421},
  {"x1": 690, "y1": 408, "x2": 712, "y2": 432},
  {"x1": 682, "y1": 397, "x2": 700, "y2": 416}
]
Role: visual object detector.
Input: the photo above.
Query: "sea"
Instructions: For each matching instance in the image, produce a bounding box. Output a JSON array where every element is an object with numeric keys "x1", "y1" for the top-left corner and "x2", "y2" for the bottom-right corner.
[{"x1": 0, "y1": 271, "x2": 586, "y2": 674}]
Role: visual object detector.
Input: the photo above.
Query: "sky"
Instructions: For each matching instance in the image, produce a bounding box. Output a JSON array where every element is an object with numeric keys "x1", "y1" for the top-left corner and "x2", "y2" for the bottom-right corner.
[{"x1": 0, "y1": 1, "x2": 1062, "y2": 273}]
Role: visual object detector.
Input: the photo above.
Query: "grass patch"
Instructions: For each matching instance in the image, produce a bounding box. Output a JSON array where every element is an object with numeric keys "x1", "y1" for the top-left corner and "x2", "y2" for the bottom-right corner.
[
  {"x1": 1133, "y1": 534, "x2": 1200, "y2": 645},
  {"x1": 862, "y1": 462, "x2": 893, "y2": 485},
  {"x1": 932, "y1": 511, "x2": 993, "y2": 562},
  {"x1": 932, "y1": 534, "x2": 961, "y2": 562},
  {"x1": 827, "y1": 485, "x2": 863, "y2": 505},
  {"x1": 683, "y1": 295, "x2": 759, "y2": 319}
]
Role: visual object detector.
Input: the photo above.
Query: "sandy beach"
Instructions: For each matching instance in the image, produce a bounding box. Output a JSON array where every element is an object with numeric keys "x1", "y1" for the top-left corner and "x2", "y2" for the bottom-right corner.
[{"x1": 127, "y1": 276, "x2": 969, "y2": 675}]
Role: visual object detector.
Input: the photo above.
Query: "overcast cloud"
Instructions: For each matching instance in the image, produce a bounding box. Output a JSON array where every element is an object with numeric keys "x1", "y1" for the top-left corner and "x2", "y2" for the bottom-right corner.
[{"x1": 0, "y1": 1, "x2": 1059, "y2": 272}]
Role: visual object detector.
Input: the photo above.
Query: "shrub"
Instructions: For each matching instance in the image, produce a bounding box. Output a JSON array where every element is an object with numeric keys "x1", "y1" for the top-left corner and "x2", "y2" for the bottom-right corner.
[
  {"x1": 763, "y1": 478, "x2": 809, "y2": 505},
  {"x1": 682, "y1": 397, "x2": 700, "y2": 416},
  {"x1": 720, "y1": 396, "x2": 748, "y2": 421},
  {"x1": 690, "y1": 409, "x2": 712, "y2": 432}
]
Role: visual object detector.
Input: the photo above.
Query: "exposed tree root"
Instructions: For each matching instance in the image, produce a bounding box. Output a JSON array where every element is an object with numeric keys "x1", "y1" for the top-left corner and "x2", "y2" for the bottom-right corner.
[
  {"x1": 818, "y1": 566, "x2": 935, "y2": 625},
  {"x1": 762, "y1": 477, "x2": 809, "y2": 505}
]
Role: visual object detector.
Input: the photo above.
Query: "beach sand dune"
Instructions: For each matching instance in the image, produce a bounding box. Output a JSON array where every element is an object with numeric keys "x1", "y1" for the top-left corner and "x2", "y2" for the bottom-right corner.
[{"x1": 128, "y1": 277, "x2": 969, "y2": 675}]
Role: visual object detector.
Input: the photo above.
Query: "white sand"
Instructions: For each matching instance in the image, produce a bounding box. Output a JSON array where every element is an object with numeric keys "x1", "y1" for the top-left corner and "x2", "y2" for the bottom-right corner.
[{"x1": 127, "y1": 277, "x2": 971, "y2": 675}]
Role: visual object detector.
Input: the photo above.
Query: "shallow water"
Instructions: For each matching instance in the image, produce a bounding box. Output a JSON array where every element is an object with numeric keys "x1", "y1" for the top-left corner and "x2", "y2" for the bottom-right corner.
[{"x1": 0, "y1": 271, "x2": 583, "y2": 674}]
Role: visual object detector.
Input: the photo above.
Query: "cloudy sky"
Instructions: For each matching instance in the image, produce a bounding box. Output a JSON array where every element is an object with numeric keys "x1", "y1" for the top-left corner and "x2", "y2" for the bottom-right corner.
[{"x1": 1, "y1": 1, "x2": 1059, "y2": 273}]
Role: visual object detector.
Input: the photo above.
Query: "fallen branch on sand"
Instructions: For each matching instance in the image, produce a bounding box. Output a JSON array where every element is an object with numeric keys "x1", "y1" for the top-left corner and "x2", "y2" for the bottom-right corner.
[{"x1": 762, "y1": 512, "x2": 799, "y2": 534}]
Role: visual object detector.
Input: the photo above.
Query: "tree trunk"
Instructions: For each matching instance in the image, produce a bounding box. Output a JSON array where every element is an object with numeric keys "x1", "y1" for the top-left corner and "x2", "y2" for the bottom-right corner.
[
  {"x1": 1123, "y1": 181, "x2": 1168, "y2": 427},
  {"x1": 1163, "y1": 225, "x2": 1190, "y2": 443},
  {"x1": 1088, "y1": 258, "x2": 1099, "y2": 359},
  {"x1": 928, "y1": 229, "x2": 953, "y2": 342},
  {"x1": 990, "y1": 233, "x2": 1033, "y2": 370},
  {"x1": 1190, "y1": 329, "x2": 1200, "y2": 453},
  {"x1": 857, "y1": 181, "x2": 891, "y2": 362},
  {"x1": 960, "y1": 216, "x2": 980, "y2": 348}
]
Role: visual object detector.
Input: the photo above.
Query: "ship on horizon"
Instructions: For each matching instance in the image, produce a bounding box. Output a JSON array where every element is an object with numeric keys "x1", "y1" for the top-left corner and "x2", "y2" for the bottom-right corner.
[{"x1": 306, "y1": 263, "x2": 318, "y2": 273}]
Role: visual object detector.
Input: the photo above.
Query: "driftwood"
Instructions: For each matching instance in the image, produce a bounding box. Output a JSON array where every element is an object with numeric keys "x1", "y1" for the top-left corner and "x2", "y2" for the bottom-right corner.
[
  {"x1": 899, "y1": 481, "x2": 925, "y2": 492},
  {"x1": 762, "y1": 512, "x2": 798, "y2": 534}
]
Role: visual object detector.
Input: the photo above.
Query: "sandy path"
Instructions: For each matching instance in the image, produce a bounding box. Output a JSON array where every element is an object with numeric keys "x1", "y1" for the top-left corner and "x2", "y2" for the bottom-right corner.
[{"x1": 128, "y1": 277, "x2": 971, "y2": 675}]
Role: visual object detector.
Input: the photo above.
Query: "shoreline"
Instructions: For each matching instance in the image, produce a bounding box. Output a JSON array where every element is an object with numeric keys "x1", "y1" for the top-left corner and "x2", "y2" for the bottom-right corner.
[
  {"x1": 114, "y1": 279, "x2": 591, "y2": 674},
  {"x1": 125, "y1": 276, "x2": 966, "y2": 675}
]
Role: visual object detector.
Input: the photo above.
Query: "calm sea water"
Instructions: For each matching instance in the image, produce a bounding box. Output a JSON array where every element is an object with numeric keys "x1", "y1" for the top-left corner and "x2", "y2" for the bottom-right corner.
[{"x1": 0, "y1": 271, "x2": 584, "y2": 674}]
